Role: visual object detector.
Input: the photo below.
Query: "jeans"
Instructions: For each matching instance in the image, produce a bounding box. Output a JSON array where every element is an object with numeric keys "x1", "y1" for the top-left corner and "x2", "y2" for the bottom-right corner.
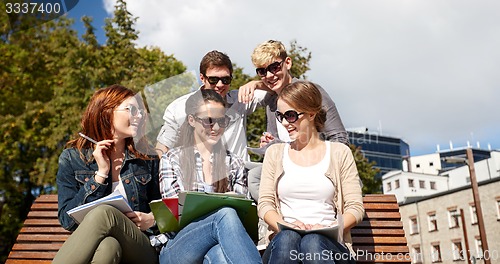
[
  {"x1": 159, "y1": 207, "x2": 262, "y2": 264},
  {"x1": 52, "y1": 205, "x2": 158, "y2": 264},
  {"x1": 262, "y1": 230, "x2": 354, "y2": 264}
]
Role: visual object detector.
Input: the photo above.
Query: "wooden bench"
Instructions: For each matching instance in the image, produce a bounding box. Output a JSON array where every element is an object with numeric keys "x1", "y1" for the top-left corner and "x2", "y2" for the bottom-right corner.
[
  {"x1": 352, "y1": 194, "x2": 411, "y2": 263},
  {"x1": 5, "y1": 194, "x2": 70, "y2": 264},
  {"x1": 6, "y1": 194, "x2": 410, "y2": 263}
]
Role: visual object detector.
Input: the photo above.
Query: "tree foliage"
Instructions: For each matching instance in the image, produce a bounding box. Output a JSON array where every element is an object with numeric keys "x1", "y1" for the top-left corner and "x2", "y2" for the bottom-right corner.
[
  {"x1": 0, "y1": 0, "x2": 185, "y2": 260},
  {"x1": 350, "y1": 145, "x2": 382, "y2": 194}
]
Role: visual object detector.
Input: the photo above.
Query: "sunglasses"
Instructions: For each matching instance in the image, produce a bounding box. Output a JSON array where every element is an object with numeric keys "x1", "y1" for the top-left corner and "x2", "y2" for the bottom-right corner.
[
  {"x1": 275, "y1": 110, "x2": 304, "y2": 123},
  {"x1": 115, "y1": 105, "x2": 145, "y2": 117},
  {"x1": 256, "y1": 61, "x2": 284, "y2": 77},
  {"x1": 204, "y1": 75, "x2": 232, "y2": 85},
  {"x1": 193, "y1": 115, "x2": 230, "y2": 128}
]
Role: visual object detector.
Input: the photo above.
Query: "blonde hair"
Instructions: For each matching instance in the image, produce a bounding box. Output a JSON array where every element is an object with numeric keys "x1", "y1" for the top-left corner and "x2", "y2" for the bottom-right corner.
[{"x1": 251, "y1": 40, "x2": 287, "y2": 67}]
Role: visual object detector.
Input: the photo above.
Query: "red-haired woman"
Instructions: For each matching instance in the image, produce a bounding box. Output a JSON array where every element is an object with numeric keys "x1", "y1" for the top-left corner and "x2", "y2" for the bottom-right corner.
[{"x1": 53, "y1": 85, "x2": 160, "y2": 264}]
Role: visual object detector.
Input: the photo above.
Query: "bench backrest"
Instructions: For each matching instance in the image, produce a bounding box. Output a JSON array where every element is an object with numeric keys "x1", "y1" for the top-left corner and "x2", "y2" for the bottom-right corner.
[{"x1": 6, "y1": 194, "x2": 410, "y2": 263}]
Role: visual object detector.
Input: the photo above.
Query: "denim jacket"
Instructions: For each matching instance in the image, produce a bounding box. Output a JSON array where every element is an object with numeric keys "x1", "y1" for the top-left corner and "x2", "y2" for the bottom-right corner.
[{"x1": 56, "y1": 148, "x2": 160, "y2": 231}]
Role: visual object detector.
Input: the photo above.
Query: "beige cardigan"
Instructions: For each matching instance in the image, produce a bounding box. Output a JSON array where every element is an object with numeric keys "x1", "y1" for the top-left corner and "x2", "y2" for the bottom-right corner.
[{"x1": 257, "y1": 141, "x2": 365, "y2": 251}]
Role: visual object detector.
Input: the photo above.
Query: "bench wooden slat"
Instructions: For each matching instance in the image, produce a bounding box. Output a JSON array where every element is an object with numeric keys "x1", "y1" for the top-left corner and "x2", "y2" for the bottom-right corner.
[
  {"x1": 365, "y1": 211, "x2": 401, "y2": 219},
  {"x1": 20, "y1": 226, "x2": 70, "y2": 234},
  {"x1": 27, "y1": 211, "x2": 59, "y2": 218},
  {"x1": 362, "y1": 194, "x2": 398, "y2": 203},
  {"x1": 12, "y1": 243, "x2": 65, "y2": 251},
  {"x1": 352, "y1": 236, "x2": 408, "y2": 244},
  {"x1": 356, "y1": 220, "x2": 404, "y2": 228},
  {"x1": 7, "y1": 251, "x2": 57, "y2": 260},
  {"x1": 353, "y1": 245, "x2": 410, "y2": 253},
  {"x1": 5, "y1": 260, "x2": 53, "y2": 264},
  {"x1": 15, "y1": 234, "x2": 70, "y2": 242},
  {"x1": 350, "y1": 228, "x2": 405, "y2": 236},
  {"x1": 362, "y1": 202, "x2": 400, "y2": 210},
  {"x1": 23, "y1": 219, "x2": 62, "y2": 226},
  {"x1": 29, "y1": 203, "x2": 59, "y2": 210}
]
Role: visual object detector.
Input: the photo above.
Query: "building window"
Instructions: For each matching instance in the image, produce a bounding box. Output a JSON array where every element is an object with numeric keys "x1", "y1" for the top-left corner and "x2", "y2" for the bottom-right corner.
[
  {"x1": 412, "y1": 246, "x2": 422, "y2": 264},
  {"x1": 408, "y1": 179, "x2": 414, "y2": 188},
  {"x1": 428, "y1": 213, "x2": 438, "y2": 232},
  {"x1": 475, "y1": 237, "x2": 483, "y2": 259},
  {"x1": 409, "y1": 216, "x2": 419, "y2": 235},
  {"x1": 448, "y1": 208, "x2": 460, "y2": 229},
  {"x1": 430, "y1": 181, "x2": 436, "y2": 190},
  {"x1": 431, "y1": 243, "x2": 442, "y2": 263},
  {"x1": 395, "y1": 179, "x2": 400, "y2": 189},
  {"x1": 386, "y1": 182, "x2": 392, "y2": 191},
  {"x1": 496, "y1": 199, "x2": 500, "y2": 220},
  {"x1": 429, "y1": 162, "x2": 434, "y2": 166},
  {"x1": 466, "y1": 177, "x2": 471, "y2": 184},
  {"x1": 416, "y1": 164, "x2": 421, "y2": 168},
  {"x1": 470, "y1": 204, "x2": 478, "y2": 225},
  {"x1": 452, "y1": 240, "x2": 464, "y2": 261},
  {"x1": 419, "y1": 180, "x2": 425, "y2": 189}
]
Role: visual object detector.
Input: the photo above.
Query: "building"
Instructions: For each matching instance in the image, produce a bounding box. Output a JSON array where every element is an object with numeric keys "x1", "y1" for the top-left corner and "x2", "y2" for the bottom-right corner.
[
  {"x1": 348, "y1": 127, "x2": 410, "y2": 177},
  {"x1": 399, "y1": 178, "x2": 500, "y2": 263},
  {"x1": 409, "y1": 148, "x2": 493, "y2": 175},
  {"x1": 382, "y1": 171, "x2": 448, "y2": 203},
  {"x1": 384, "y1": 151, "x2": 500, "y2": 203}
]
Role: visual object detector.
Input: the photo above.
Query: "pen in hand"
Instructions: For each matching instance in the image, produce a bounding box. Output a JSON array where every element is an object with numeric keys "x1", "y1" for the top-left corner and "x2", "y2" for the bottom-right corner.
[{"x1": 78, "y1": 132, "x2": 98, "y2": 144}]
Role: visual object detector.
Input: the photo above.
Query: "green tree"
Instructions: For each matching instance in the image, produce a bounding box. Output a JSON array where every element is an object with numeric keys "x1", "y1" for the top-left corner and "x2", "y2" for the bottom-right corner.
[
  {"x1": 0, "y1": 0, "x2": 185, "y2": 260},
  {"x1": 350, "y1": 145, "x2": 382, "y2": 194}
]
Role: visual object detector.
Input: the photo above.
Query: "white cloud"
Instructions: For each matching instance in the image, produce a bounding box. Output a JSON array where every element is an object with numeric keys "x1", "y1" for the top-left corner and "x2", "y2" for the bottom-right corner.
[{"x1": 104, "y1": 0, "x2": 500, "y2": 155}]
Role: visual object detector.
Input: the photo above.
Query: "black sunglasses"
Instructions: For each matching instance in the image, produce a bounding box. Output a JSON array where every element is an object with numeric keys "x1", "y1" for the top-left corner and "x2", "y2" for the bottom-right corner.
[
  {"x1": 204, "y1": 75, "x2": 232, "y2": 85},
  {"x1": 256, "y1": 61, "x2": 284, "y2": 77},
  {"x1": 275, "y1": 110, "x2": 304, "y2": 123},
  {"x1": 193, "y1": 115, "x2": 230, "y2": 128}
]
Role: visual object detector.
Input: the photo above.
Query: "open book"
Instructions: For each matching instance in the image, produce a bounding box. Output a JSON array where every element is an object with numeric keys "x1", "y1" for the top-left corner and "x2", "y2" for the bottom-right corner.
[
  {"x1": 67, "y1": 192, "x2": 132, "y2": 224},
  {"x1": 150, "y1": 191, "x2": 258, "y2": 241},
  {"x1": 277, "y1": 222, "x2": 340, "y2": 241}
]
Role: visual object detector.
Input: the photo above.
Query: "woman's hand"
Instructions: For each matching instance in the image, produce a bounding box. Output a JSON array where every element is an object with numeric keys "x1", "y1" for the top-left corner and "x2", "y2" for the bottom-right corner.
[
  {"x1": 310, "y1": 223, "x2": 328, "y2": 230},
  {"x1": 287, "y1": 220, "x2": 310, "y2": 230},
  {"x1": 125, "y1": 211, "x2": 155, "y2": 231},
  {"x1": 260, "y1": 132, "x2": 275, "y2": 148},
  {"x1": 92, "y1": 140, "x2": 114, "y2": 182}
]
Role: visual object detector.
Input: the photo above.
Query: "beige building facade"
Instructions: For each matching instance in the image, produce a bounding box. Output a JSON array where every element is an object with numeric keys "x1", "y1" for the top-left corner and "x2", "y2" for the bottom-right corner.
[{"x1": 399, "y1": 178, "x2": 500, "y2": 264}]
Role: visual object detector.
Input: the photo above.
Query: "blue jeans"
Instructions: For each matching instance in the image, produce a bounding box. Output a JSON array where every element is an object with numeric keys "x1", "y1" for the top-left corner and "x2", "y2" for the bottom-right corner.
[
  {"x1": 262, "y1": 230, "x2": 355, "y2": 264},
  {"x1": 159, "y1": 207, "x2": 262, "y2": 264}
]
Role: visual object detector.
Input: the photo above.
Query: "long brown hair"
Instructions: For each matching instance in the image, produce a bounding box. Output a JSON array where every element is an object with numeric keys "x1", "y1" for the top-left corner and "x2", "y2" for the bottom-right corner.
[
  {"x1": 175, "y1": 89, "x2": 229, "y2": 193},
  {"x1": 67, "y1": 84, "x2": 150, "y2": 161}
]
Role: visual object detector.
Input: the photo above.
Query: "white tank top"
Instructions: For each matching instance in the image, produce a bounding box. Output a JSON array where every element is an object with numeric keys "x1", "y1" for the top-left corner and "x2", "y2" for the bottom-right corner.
[{"x1": 278, "y1": 142, "x2": 336, "y2": 225}]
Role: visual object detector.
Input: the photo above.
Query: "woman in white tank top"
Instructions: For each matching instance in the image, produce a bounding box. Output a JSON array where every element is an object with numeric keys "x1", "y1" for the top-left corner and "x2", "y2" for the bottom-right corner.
[{"x1": 258, "y1": 81, "x2": 364, "y2": 264}]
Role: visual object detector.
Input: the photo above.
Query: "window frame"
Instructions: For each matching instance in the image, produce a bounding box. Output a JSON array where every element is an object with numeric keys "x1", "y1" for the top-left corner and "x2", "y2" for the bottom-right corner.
[{"x1": 428, "y1": 212, "x2": 438, "y2": 232}]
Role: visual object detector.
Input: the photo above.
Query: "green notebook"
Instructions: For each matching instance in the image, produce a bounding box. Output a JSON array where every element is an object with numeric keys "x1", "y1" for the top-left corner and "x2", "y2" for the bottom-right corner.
[{"x1": 150, "y1": 192, "x2": 258, "y2": 241}]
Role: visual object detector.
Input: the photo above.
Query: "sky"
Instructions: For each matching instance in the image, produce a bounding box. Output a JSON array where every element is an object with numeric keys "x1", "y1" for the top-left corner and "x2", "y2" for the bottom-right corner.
[{"x1": 65, "y1": 0, "x2": 500, "y2": 156}]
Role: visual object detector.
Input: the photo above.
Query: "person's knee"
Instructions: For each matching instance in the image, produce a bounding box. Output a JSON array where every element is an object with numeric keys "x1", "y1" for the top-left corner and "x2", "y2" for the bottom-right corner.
[
  {"x1": 300, "y1": 234, "x2": 329, "y2": 252},
  {"x1": 83, "y1": 204, "x2": 121, "y2": 226},
  {"x1": 216, "y1": 207, "x2": 238, "y2": 220},
  {"x1": 93, "y1": 237, "x2": 121, "y2": 264}
]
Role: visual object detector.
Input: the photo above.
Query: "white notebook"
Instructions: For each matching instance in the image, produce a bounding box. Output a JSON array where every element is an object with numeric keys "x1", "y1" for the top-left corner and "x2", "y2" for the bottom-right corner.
[{"x1": 67, "y1": 192, "x2": 132, "y2": 224}]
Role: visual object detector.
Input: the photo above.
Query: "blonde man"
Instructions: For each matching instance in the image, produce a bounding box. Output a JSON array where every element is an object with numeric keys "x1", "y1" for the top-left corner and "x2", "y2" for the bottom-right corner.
[{"x1": 239, "y1": 40, "x2": 349, "y2": 201}]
